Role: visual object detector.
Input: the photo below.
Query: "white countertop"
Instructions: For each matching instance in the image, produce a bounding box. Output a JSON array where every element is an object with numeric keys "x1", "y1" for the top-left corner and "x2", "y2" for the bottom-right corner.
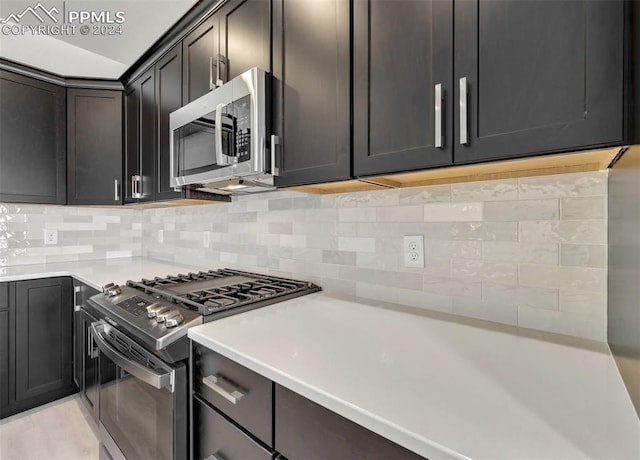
[
  {"x1": 189, "y1": 293, "x2": 640, "y2": 460},
  {"x1": 0, "y1": 257, "x2": 209, "y2": 291}
]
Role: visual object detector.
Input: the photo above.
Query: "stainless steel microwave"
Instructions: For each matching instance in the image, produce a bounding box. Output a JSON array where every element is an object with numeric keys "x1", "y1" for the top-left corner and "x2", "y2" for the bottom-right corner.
[{"x1": 169, "y1": 67, "x2": 276, "y2": 194}]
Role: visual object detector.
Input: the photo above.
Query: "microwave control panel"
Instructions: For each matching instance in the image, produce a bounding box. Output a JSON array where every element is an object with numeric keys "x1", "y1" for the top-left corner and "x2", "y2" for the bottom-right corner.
[{"x1": 234, "y1": 95, "x2": 251, "y2": 162}]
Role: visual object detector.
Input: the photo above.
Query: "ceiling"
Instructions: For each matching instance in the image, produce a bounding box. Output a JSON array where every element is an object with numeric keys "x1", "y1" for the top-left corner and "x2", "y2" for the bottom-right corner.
[{"x1": 0, "y1": 0, "x2": 199, "y2": 79}]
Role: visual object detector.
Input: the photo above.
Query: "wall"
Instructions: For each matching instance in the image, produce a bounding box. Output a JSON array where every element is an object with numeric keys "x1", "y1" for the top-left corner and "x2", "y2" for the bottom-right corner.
[
  {"x1": 608, "y1": 146, "x2": 640, "y2": 416},
  {"x1": 143, "y1": 171, "x2": 608, "y2": 341},
  {"x1": 0, "y1": 203, "x2": 142, "y2": 266}
]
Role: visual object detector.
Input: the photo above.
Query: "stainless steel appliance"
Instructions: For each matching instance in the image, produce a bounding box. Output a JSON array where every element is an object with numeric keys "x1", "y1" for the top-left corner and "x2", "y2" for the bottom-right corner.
[
  {"x1": 88, "y1": 269, "x2": 320, "y2": 460},
  {"x1": 169, "y1": 67, "x2": 277, "y2": 194}
]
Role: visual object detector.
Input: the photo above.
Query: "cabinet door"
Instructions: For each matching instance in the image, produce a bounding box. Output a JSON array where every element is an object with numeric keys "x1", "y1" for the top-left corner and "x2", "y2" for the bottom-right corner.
[
  {"x1": 139, "y1": 68, "x2": 156, "y2": 202},
  {"x1": 67, "y1": 89, "x2": 123, "y2": 205},
  {"x1": 0, "y1": 283, "x2": 10, "y2": 414},
  {"x1": 275, "y1": 385, "x2": 425, "y2": 460},
  {"x1": 14, "y1": 278, "x2": 74, "y2": 405},
  {"x1": 79, "y1": 308, "x2": 99, "y2": 421},
  {"x1": 272, "y1": 0, "x2": 351, "y2": 187},
  {"x1": 155, "y1": 45, "x2": 184, "y2": 202},
  {"x1": 218, "y1": 0, "x2": 271, "y2": 82},
  {"x1": 183, "y1": 16, "x2": 218, "y2": 104},
  {"x1": 0, "y1": 70, "x2": 66, "y2": 204},
  {"x1": 454, "y1": 0, "x2": 624, "y2": 164},
  {"x1": 124, "y1": 84, "x2": 139, "y2": 203},
  {"x1": 354, "y1": 0, "x2": 453, "y2": 177}
]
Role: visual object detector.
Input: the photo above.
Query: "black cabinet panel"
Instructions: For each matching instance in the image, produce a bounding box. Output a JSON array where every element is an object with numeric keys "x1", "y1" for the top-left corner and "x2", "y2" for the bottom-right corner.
[
  {"x1": 0, "y1": 309, "x2": 9, "y2": 412},
  {"x1": 67, "y1": 89, "x2": 123, "y2": 205},
  {"x1": 275, "y1": 385, "x2": 425, "y2": 460},
  {"x1": 454, "y1": 0, "x2": 624, "y2": 164},
  {"x1": 272, "y1": 0, "x2": 351, "y2": 187},
  {"x1": 354, "y1": 0, "x2": 453, "y2": 177},
  {"x1": 14, "y1": 278, "x2": 74, "y2": 409},
  {"x1": 124, "y1": 85, "x2": 139, "y2": 203},
  {"x1": 155, "y1": 45, "x2": 184, "y2": 201},
  {"x1": 218, "y1": 0, "x2": 271, "y2": 81},
  {"x1": 194, "y1": 396, "x2": 273, "y2": 460},
  {"x1": 0, "y1": 70, "x2": 66, "y2": 204},
  {"x1": 0, "y1": 283, "x2": 8, "y2": 310},
  {"x1": 73, "y1": 280, "x2": 99, "y2": 422},
  {"x1": 183, "y1": 17, "x2": 218, "y2": 104}
]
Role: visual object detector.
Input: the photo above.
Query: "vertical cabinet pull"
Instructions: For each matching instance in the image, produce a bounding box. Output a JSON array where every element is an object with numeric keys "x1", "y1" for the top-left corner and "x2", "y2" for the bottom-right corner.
[
  {"x1": 209, "y1": 56, "x2": 215, "y2": 90},
  {"x1": 271, "y1": 135, "x2": 281, "y2": 176},
  {"x1": 216, "y1": 54, "x2": 227, "y2": 87},
  {"x1": 132, "y1": 175, "x2": 142, "y2": 199},
  {"x1": 434, "y1": 83, "x2": 443, "y2": 149},
  {"x1": 114, "y1": 179, "x2": 120, "y2": 201},
  {"x1": 459, "y1": 77, "x2": 468, "y2": 145}
]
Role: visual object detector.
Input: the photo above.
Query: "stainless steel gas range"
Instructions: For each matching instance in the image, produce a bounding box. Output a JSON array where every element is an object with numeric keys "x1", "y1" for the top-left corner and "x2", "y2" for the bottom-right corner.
[{"x1": 87, "y1": 269, "x2": 320, "y2": 460}]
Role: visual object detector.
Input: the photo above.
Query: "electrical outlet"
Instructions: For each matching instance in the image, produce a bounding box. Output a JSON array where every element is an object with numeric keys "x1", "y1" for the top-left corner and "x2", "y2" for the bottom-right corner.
[
  {"x1": 157, "y1": 229, "x2": 164, "y2": 243},
  {"x1": 403, "y1": 235, "x2": 424, "y2": 268},
  {"x1": 203, "y1": 232, "x2": 210, "y2": 248},
  {"x1": 44, "y1": 228, "x2": 58, "y2": 245}
]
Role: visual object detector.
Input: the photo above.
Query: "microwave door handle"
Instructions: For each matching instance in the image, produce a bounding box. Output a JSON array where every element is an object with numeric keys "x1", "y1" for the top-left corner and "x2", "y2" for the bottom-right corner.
[
  {"x1": 90, "y1": 321, "x2": 175, "y2": 392},
  {"x1": 215, "y1": 103, "x2": 230, "y2": 166}
]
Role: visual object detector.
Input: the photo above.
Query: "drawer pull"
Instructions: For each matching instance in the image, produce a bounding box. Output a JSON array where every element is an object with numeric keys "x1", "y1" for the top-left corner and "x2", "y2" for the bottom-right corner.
[{"x1": 202, "y1": 374, "x2": 247, "y2": 404}]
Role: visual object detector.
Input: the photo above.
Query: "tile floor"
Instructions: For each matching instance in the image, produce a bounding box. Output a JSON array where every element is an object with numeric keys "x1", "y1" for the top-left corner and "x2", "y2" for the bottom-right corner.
[{"x1": 0, "y1": 396, "x2": 99, "y2": 460}]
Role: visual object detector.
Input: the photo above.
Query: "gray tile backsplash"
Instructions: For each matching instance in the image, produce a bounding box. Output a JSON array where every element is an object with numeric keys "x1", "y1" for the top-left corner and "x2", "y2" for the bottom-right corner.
[{"x1": 0, "y1": 170, "x2": 608, "y2": 341}]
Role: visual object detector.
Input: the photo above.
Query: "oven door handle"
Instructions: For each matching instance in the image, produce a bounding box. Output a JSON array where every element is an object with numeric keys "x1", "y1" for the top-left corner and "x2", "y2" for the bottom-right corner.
[{"x1": 91, "y1": 321, "x2": 175, "y2": 393}]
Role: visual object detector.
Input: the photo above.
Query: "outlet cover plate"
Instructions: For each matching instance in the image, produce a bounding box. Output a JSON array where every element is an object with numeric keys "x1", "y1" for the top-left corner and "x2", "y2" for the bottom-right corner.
[
  {"x1": 403, "y1": 235, "x2": 424, "y2": 268},
  {"x1": 44, "y1": 228, "x2": 58, "y2": 245}
]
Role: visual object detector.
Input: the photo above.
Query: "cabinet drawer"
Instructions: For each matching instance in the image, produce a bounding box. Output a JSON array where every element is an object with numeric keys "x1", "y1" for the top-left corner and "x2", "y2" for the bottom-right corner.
[
  {"x1": 194, "y1": 395, "x2": 273, "y2": 460},
  {"x1": 193, "y1": 343, "x2": 273, "y2": 447},
  {"x1": 275, "y1": 385, "x2": 425, "y2": 460},
  {"x1": 0, "y1": 283, "x2": 8, "y2": 310}
]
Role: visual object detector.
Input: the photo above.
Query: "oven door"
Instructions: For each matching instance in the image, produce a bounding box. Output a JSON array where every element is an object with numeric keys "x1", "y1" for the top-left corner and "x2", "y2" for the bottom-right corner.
[{"x1": 91, "y1": 321, "x2": 187, "y2": 460}]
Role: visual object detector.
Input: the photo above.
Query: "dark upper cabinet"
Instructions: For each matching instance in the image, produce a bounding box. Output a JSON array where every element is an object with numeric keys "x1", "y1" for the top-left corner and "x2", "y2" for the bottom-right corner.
[
  {"x1": 124, "y1": 68, "x2": 156, "y2": 203},
  {"x1": 272, "y1": 0, "x2": 351, "y2": 187},
  {"x1": 183, "y1": 16, "x2": 218, "y2": 104},
  {"x1": 0, "y1": 70, "x2": 66, "y2": 204},
  {"x1": 67, "y1": 89, "x2": 123, "y2": 205},
  {"x1": 218, "y1": 0, "x2": 271, "y2": 81},
  {"x1": 155, "y1": 44, "x2": 184, "y2": 201},
  {"x1": 354, "y1": 0, "x2": 454, "y2": 177},
  {"x1": 453, "y1": 0, "x2": 625, "y2": 164},
  {"x1": 12, "y1": 278, "x2": 74, "y2": 413}
]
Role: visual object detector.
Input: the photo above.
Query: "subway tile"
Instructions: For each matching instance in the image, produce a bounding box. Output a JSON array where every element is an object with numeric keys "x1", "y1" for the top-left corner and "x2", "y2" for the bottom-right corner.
[
  {"x1": 560, "y1": 244, "x2": 607, "y2": 268},
  {"x1": 482, "y1": 242, "x2": 558, "y2": 265},
  {"x1": 561, "y1": 196, "x2": 607, "y2": 220},
  {"x1": 377, "y1": 205, "x2": 424, "y2": 222},
  {"x1": 355, "y1": 189, "x2": 399, "y2": 207},
  {"x1": 559, "y1": 289, "x2": 607, "y2": 316},
  {"x1": 268, "y1": 222, "x2": 293, "y2": 234},
  {"x1": 423, "y1": 203, "x2": 483, "y2": 222},
  {"x1": 452, "y1": 297, "x2": 518, "y2": 326},
  {"x1": 451, "y1": 179, "x2": 518, "y2": 202},
  {"x1": 517, "y1": 306, "x2": 606, "y2": 341},
  {"x1": 268, "y1": 198, "x2": 293, "y2": 211},
  {"x1": 337, "y1": 236, "x2": 376, "y2": 253},
  {"x1": 322, "y1": 250, "x2": 356, "y2": 265},
  {"x1": 399, "y1": 185, "x2": 451, "y2": 204},
  {"x1": 483, "y1": 199, "x2": 559, "y2": 221},
  {"x1": 482, "y1": 282, "x2": 558, "y2": 310},
  {"x1": 451, "y1": 222, "x2": 518, "y2": 241},
  {"x1": 423, "y1": 275, "x2": 482, "y2": 298},
  {"x1": 451, "y1": 259, "x2": 518, "y2": 284},
  {"x1": 519, "y1": 171, "x2": 607, "y2": 199},
  {"x1": 519, "y1": 264, "x2": 607, "y2": 292},
  {"x1": 519, "y1": 220, "x2": 606, "y2": 244},
  {"x1": 280, "y1": 234, "x2": 307, "y2": 248},
  {"x1": 399, "y1": 288, "x2": 454, "y2": 313},
  {"x1": 425, "y1": 241, "x2": 482, "y2": 260},
  {"x1": 338, "y1": 207, "x2": 376, "y2": 222}
]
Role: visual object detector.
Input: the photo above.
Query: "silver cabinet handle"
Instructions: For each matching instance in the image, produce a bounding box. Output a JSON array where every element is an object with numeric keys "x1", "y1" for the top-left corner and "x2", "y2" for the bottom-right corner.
[
  {"x1": 132, "y1": 175, "x2": 142, "y2": 198},
  {"x1": 74, "y1": 285, "x2": 81, "y2": 311},
  {"x1": 435, "y1": 83, "x2": 443, "y2": 149},
  {"x1": 202, "y1": 374, "x2": 247, "y2": 404},
  {"x1": 114, "y1": 179, "x2": 120, "y2": 201},
  {"x1": 271, "y1": 135, "x2": 280, "y2": 176},
  {"x1": 216, "y1": 54, "x2": 226, "y2": 87},
  {"x1": 459, "y1": 77, "x2": 468, "y2": 145},
  {"x1": 131, "y1": 176, "x2": 135, "y2": 198},
  {"x1": 209, "y1": 56, "x2": 215, "y2": 91}
]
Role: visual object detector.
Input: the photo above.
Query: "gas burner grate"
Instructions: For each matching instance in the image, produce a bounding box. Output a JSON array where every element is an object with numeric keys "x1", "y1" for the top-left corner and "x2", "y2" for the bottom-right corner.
[{"x1": 127, "y1": 269, "x2": 320, "y2": 316}]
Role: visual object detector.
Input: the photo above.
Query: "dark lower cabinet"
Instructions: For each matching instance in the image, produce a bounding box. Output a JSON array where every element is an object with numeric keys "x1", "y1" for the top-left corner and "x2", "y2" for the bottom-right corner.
[
  {"x1": 0, "y1": 277, "x2": 75, "y2": 419},
  {"x1": 272, "y1": 0, "x2": 351, "y2": 187},
  {"x1": 67, "y1": 88, "x2": 123, "y2": 205},
  {"x1": 354, "y1": 0, "x2": 454, "y2": 177},
  {"x1": 453, "y1": 0, "x2": 625, "y2": 164},
  {"x1": 0, "y1": 284, "x2": 10, "y2": 413},
  {"x1": 0, "y1": 70, "x2": 66, "y2": 204},
  {"x1": 72, "y1": 280, "x2": 100, "y2": 422},
  {"x1": 275, "y1": 385, "x2": 425, "y2": 460}
]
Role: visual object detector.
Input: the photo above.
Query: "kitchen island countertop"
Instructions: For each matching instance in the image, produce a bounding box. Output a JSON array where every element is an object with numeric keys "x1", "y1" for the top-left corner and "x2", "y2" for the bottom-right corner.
[{"x1": 189, "y1": 292, "x2": 640, "y2": 460}]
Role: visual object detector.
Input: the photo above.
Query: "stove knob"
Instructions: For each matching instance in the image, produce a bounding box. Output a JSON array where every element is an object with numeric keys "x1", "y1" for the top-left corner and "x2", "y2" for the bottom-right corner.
[
  {"x1": 155, "y1": 307, "x2": 173, "y2": 323},
  {"x1": 102, "y1": 283, "x2": 121, "y2": 297},
  {"x1": 146, "y1": 303, "x2": 165, "y2": 318},
  {"x1": 164, "y1": 311, "x2": 184, "y2": 328}
]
